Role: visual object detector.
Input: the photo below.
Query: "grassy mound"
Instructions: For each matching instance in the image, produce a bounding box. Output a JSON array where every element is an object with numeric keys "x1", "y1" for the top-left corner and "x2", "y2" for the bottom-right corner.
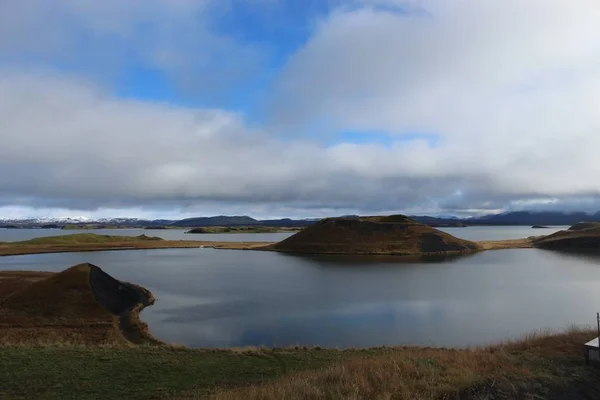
[
  {"x1": 0, "y1": 263, "x2": 157, "y2": 346},
  {"x1": 270, "y1": 215, "x2": 478, "y2": 255},
  {"x1": 568, "y1": 222, "x2": 600, "y2": 231},
  {"x1": 534, "y1": 224, "x2": 600, "y2": 250}
]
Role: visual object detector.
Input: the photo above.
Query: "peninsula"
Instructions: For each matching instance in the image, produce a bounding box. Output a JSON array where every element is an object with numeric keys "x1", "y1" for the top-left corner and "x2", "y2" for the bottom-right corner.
[{"x1": 0, "y1": 233, "x2": 269, "y2": 257}]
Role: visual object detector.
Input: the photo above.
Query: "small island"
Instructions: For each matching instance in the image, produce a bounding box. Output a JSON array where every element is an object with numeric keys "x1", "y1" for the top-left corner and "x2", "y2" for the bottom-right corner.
[
  {"x1": 186, "y1": 225, "x2": 298, "y2": 234},
  {"x1": 268, "y1": 215, "x2": 478, "y2": 256},
  {"x1": 532, "y1": 225, "x2": 550, "y2": 228}
]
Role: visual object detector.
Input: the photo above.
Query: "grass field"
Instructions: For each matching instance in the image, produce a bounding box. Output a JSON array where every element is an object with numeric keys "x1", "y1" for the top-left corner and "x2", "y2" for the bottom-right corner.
[
  {"x1": 0, "y1": 233, "x2": 270, "y2": 256},
  {"x1": 0, "y1": 328, "x2": 598, "y2": 399}
]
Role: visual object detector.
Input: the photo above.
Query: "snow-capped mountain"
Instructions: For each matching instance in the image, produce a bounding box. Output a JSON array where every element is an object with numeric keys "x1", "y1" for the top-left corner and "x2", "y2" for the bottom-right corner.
[
  {"x1": 0, "y1": 216, "x2": 154, "y2": 225},
  {"x1": 0, "y1": 216, "x2": 92, "y2": 224}
]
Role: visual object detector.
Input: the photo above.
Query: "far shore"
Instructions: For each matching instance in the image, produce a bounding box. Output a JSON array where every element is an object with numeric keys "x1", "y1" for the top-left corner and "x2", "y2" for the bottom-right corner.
[{"x1": 0, "y1": 239, "x2": 272, "y2": 257}]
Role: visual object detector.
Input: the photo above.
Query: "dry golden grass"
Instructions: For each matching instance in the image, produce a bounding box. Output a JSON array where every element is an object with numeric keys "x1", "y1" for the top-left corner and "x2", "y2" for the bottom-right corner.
[
  {"x1": 212, "y1": 348, "x2": 525, "y2": 400},
  {"x1": 476, "y1": 237, "x2": 535, "y2": 250},
  {"x1": 210, "y1": 328, "x2": 598, "y2": 400}
]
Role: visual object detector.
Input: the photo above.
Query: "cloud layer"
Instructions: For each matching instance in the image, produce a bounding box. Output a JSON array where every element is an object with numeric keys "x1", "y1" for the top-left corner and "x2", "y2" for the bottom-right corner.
[{"x1": 2, "y1": 0, "x2": 600, "y2": 217}]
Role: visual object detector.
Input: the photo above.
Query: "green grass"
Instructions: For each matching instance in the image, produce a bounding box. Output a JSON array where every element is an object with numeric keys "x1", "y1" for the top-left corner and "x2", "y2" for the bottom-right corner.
[
  {"x1": 10, "y1": 233, "x2": 163, "y2": 245},
  {"x1": 0, "y1": 346, "x2": 350, "y2": 400}
]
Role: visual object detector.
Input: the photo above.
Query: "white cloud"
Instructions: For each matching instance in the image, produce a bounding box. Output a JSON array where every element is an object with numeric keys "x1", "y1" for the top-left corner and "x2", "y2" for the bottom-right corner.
[
  {"x1": 3, "y1": 1, "x2": 600, "y2": 218},
  {"x1": 0, "y1": 0, "x2": 262, "y2": 96},
  {"x1": 0, "y1": 69, "x2": 507, "y2": 216},
  {"x1": 271, "y1": 0, "x2": 600, "y2": 199}
]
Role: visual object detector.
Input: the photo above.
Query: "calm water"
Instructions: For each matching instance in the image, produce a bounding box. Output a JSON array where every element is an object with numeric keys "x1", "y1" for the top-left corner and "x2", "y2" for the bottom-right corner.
[
  {"x1": 1, "y1": 241, "x2": 599, "y2": 349},
  {"x1": 0, "y1": 225, "x2": 568, "y2": 243},
  {"x1": 0, "y1": 228, "x2": 293, "y2": 243}
]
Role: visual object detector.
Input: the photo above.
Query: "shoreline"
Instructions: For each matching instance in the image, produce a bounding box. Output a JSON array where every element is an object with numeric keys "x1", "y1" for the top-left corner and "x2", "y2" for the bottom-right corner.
[
  {"x1": 0, "y1": 240, "x2": 273, "y2": 257},
  {"x1": 0, "y1": 237, "x2": 536, "y2": 257}
]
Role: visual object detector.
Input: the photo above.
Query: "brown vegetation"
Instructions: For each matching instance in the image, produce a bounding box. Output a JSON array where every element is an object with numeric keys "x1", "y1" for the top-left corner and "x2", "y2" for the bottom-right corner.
[
  {"x1": 269, "y1": 215, "x2": 479, "y2": 256},
  {"x1": 533, "y1": 225, "x2": 600, "y2": 250},
  {"x1": 568, "y1": 222, "x2": 600, "y2": 231},
  {"x1": 0, "y1": 263, "x2": 159, "y2": 346},
  {"x1": 476, "y1": 237, "x2": 536, "y2": 250},
  {"x1": 0, "y1": 270, "x2": 53, "y2": 300},
  {"x1": 212, "y1": 328, "x2": 600, "y2": 400}
]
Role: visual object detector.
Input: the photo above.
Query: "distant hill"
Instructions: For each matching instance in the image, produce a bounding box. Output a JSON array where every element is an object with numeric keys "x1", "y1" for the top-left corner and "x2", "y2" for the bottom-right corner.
[
  {"x1": 259, "y1": 218, "x2": 317, "y2": 227},
  {"x1": 172, "y1": 215, "x2": 259, "y2": 227},
  {"x1": 412, "y1": 211, "x2": 600, "y2": 226},
  {"x1": 171, "y1": 216, "x2": 317, "y2": 228},
  {"x1": 270, "y1": 214, "x2": 478, "y2": 256},
  {"x1": 5, "y1": 211, "x2": 600, "y2": 229}
]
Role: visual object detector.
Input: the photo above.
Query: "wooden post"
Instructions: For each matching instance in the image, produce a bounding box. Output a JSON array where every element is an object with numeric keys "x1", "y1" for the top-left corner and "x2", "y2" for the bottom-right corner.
[{"x1": 597, "y1": 312, "x2": 599, "y2": 346}]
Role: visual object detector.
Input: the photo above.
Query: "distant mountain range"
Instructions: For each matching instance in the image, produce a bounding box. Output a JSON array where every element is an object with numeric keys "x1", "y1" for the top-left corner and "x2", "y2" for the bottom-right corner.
[
  {"x1": 0, "y1": 215, "x2": 320, "y2": 228},
  {"x1": 2, "y1": 211, "x2": 600, "y2": 229}
]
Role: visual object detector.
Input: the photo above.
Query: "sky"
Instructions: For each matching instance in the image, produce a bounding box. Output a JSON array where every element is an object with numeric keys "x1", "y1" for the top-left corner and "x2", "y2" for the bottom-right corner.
[{"x1": 2, "y1": 0, "x2": 600, "y2": 220}]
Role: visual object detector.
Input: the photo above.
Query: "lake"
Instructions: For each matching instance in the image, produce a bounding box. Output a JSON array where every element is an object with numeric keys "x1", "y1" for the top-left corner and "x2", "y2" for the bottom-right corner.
[
  {"x1": 0, "y1": 225, "x2": 567, "y2": 242},
  {"x1": 1, "y1": 225, "x2": 598, "y2": 349}
]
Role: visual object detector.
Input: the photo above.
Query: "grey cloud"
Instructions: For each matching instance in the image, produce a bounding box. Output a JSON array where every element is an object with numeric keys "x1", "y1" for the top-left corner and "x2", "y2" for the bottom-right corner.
[
  {"x1": 4, "y1": 1, "x2": 600, "y2": 217},
  {"x1": 0, "y1": 70, "x2": 536, "y2": 216},
  {"x1": 264, "y1": 0, "x2": 600, "y2": 212}
]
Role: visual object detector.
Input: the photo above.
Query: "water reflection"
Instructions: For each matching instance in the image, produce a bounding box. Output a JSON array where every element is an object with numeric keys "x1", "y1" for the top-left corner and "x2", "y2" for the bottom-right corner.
[
  {"x1": 282, "y1": 251, "x2": 479, "y2": 266},
  {"x1": 542, "y1": 249, "x2": 600, "y2": 263},
  {"x1": 0, "y1": 247, "x2": 599, "y2": 349}
]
